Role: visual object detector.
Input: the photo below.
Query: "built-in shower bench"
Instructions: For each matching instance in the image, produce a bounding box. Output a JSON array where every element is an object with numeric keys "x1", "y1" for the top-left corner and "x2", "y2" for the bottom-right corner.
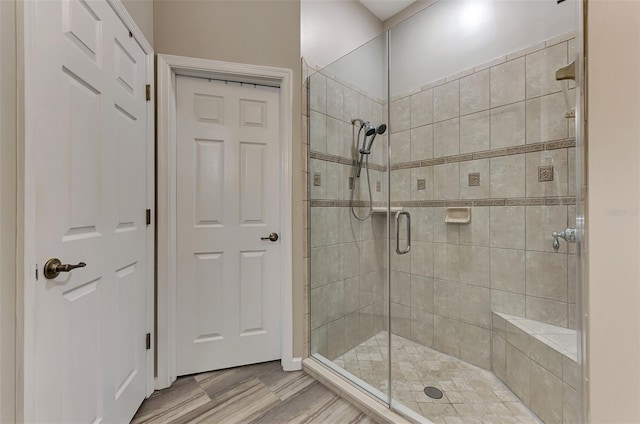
[{"x1": 491, "y1": 312, "x2": 579, "y2": 423}]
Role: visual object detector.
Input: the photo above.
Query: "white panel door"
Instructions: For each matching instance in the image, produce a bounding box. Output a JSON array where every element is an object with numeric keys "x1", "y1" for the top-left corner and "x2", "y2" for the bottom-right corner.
[
  {"x1": 30, "y1": 0, "x2": 149, "y2": 422},
  {"x1": 176, "y1": 76, "x2": 281, "y2": 375}
]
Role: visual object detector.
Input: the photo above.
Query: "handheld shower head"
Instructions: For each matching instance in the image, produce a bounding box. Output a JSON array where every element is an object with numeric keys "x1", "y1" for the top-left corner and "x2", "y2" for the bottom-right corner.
[
  {"x1": 364, "y1": 123, "x2": 376, "y2": 137},
  {"x1": 364, "y1": 123, "x2": 387, "y2": 152}
]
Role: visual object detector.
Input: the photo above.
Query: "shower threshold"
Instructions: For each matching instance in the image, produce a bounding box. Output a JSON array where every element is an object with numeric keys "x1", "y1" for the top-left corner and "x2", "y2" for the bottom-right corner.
[{"x1": 331, "y1": 331, "x2": 541, "y2": 424}]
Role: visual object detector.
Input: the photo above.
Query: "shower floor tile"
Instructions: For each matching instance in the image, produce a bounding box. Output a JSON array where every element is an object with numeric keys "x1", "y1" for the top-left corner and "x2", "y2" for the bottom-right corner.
[{"x1": 334, "y1": 332, "x2": 540, "y2": 424}]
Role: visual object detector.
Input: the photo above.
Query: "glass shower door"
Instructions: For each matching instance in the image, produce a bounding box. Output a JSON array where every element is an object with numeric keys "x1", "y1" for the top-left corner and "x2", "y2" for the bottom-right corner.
[
  {"x1": 386, "y1": 1, "x2": 582, "y2": 422},
  {"x1": 307, "y1": 33, "x2": 391, "y2": 406}
]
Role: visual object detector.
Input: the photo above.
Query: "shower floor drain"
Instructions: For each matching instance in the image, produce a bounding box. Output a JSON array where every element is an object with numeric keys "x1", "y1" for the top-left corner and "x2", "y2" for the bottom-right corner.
[{"x1": 424, "y1": 386, "x2": 443, "y2": 399}]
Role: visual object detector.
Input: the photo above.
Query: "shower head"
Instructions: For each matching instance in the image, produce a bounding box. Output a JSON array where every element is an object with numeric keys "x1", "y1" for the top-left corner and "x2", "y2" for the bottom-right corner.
[
  {"x1": 364, "y1": 123, "x2": 376, "y2": 137},
  {"x1": 364, "y1": 123, "x2": 387, "y2": 153}
]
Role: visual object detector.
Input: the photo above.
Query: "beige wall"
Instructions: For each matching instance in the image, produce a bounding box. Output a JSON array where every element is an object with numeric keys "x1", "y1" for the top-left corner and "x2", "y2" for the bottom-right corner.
[
  {"x1": 122, "y1": 0, "x2": 154, "y2": 46},
  {"x1": 0, "y1": 0, "x2": 17, "y2": 422},
  {"x1": 153, "y1": 0, "x2": 304, "y2": 358},
  {"x1": 587, "y1": 1, "x2": 640, "y2": 422}
]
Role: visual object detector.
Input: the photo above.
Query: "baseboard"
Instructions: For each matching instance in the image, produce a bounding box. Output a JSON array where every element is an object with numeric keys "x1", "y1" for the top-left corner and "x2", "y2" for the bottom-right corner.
[{"x1": 281, "y1": 356, "x2": 302, "y2": 371}]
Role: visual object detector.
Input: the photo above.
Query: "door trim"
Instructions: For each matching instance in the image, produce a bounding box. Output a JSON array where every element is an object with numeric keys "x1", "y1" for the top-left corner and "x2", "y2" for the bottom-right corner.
[
  {"x1": 18, "y1": 1, "x2": 155, "y2": 421},
  {"x1": 156, "y1": 54, "x2": 297, "y2": 390}
]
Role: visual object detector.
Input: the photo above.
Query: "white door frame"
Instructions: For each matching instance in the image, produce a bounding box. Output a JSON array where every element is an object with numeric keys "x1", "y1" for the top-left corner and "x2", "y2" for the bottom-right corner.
[
  {"x1": 156, "y1": 54, "x2": 297, "y2": 390},
  {"x1": 18, "y1": 1, "x2": 155, "y2": 421}
]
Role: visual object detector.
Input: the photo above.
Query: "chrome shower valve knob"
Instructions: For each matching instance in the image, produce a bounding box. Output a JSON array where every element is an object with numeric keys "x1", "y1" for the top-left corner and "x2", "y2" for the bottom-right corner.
[{"x1": 552, "y1": 228, "x2": 577, "y2": 251}]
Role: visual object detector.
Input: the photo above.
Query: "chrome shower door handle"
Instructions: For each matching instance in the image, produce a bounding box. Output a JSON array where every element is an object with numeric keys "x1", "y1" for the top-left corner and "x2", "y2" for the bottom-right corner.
[{"x1": 395, "y1": 210, "x2": 411, "y2": 255}]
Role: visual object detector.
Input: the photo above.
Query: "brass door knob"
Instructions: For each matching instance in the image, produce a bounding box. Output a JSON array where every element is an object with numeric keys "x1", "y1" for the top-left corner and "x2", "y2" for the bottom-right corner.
[
  {"x1": 43, "y1": 258, "x2": 86, "y2": 279},
  {"x1": 260, "y1": 233, "x2": 279, "y2": 242}
]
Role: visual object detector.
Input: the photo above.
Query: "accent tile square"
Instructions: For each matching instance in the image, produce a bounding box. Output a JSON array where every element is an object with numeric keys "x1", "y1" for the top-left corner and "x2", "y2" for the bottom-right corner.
[
  {"x1": 468, "y1": 173, "x2": 480, "y2": 187},
  {"x1": 538, "y1": 165, "x2": 554, "y2": 182},
  {"x1": 417, "y1": 179, "x2": 426, "y2": 190},
  {"x1": 313, "y1": 173, "x2": 322, "y2": 187}
]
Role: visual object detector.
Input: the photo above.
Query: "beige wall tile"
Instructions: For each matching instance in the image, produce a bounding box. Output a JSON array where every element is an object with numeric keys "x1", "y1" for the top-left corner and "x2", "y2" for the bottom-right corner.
[
  {"x1": 390, "y1": 271, "x2": 411, "y2": 306},
  {"x1": 562, "y1": 355, "x2": 579, "y2": 390},
  {"x1": 434, "y1": 163, "x2": 461, "y2": 200},
  {"x1": 491, "y1": 289, "x2": 526, "y2": 317},
  {"x1": 327, "y1": 318, "x2": 346, "y2": 360},
  {"x1": 525, "y1": 149, "x2": 569, "y2": 197},
  {"x1": 411, "y1": 207, "x2": 434, "y2": 242},
  {"x1": 434, "y1": 207, "x2": 460, "y2": 244},
  {"x1": 490, "y1": 102, "x2": 526, "y2": 148},
  {"x1": 459, "y1": 284, "x2": 491, "y2": 328},
  {"x1": 410, "y1": 167, "x2": 434, "y2": 201},
  {"x1": 434, "y1": 244, "x2": 460, "y2": 283},
  {"x1": 326, "y1": 78, "x2": 344, "y2": 120},
  {"x1": 391, "y1": 169, "x2": 411, "y2": 202},
  {"x1": 506, "y1": 343, "x2": 531, "y2": 404},
  {"x1": 311, "y1": 246, "x2": 327, "y2": 288},
  {"x1": 505, "y1": 321, "x2": 530, "y2": 355},
  {"x1": 490, "y1": 206, "x2": 526, "y2": 249},
  {"x1": 411, "y1": 89, "x2": 434, "y2": 128},
  {"x1": 492, "y1": 333, "x2": 507, "y2": 381},
  {"x1": 411, "y1": 275, "x2": 434, "y2": 312},
  {"x1": 434, "y1": 80, "x2": 460, "y2": 122},
  {"x1": 460, "y1": 69, "x2": 490, "y2": 115},
  {"x1": 526, "y1": 92, "x2": 569, "y2": 144},
  {"x1": 459, "y1": 246, "x2": 490, "y2": 287},
  {"x1": 344, "y1": 311, "x2": 360, "y2": 351},
  {"x1": 529, "y1": 335, "x2": 563, "y2": 379},
  {"x1": 525, "y1": 42, "x2": 568, "y2": 99},
  {"x1": 342, "y1": 242, "x2": 361, "y2": 279},
  {"x1": 391, "y1": 97, "x2": 411, "y2": 133},
  {"x1": 358, "y1": 95, "x2": 373, "y2": 121},
  {"x1": 310, "y1": 110, "x2": 327, "y2": 153},
  {"x1": 526, "y1": 251, "x2": 568, "y2": 301},
  {"x1": 433, "y1": 118, "x2": 460, "y2": 158},
  {"x1": 490, "y1": 248, "x2": 526, "y2": 294},
  {"x1": 460, "y1": 158, "x2": 490, "y2": 199},
  {"x1": 309, "y1": 72, "x2": 327, "y2": 113},
  {"x1": 460, "y1": 207, "x2": 490, "y2": 246},
  {"x1": 459, "y1": 323, "x2": 491, "y2": 369},
  {"x1": 526, "y1": 296, "x2": 568, "y2": 327},
  {"x1": 410, "y1": 309, "x2": 435, "y2": 348},
  {"x1": 525, "y1": 205, "x2": 568, "y2": 253},
  {"x1": 434, "y1": 278, "x2": 460, "y2": 319},
  {"x1": 344, "y1": 276, "x2": 360, "y2": 315},
  {"x1": 490, "y1": 57, "x2": 525, "y2": 108},
  {"x1": 530, "y1": 361, "x2": 563, "y2": 423},
  {"x1": 563, "y1": 382, "x2": 579, "y2": 424},
  {"x1": 311, "y1": 325, "x2": 328, "y2": 356},
  {"x1": 325, "y1": 162, "x2": 344, "y2": 200},
  {"x1": 391, "y1": 302, "x2": 411, "y2": 339},
  {"x1": 326, "y1": 116, "x2": 345, "y2": 158},
  {"x1": 343, "y1": 87, "x2": 359, "y2": 123},
  {"x1": 460, "y1": 111, "x2": 490, "y2": 154},
  {"x1": 410, "y1": 241, "x2": 434, "y2": 277},
  {"x1": 490, "y1": 155, "x2": 526, "y2": 198},
  {"x1": 434, "y1": 315, "x2": 460, "y2": 358},
  {"x1": 411, "y1": 124, "x2": 434, "y2": 161},
  {"x1": 391, "y1": 129, "x2": 411, "y2": 163}
]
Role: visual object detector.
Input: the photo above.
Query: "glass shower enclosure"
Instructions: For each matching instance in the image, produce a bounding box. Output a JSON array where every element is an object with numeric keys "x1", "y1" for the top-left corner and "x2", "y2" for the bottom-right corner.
[{"x1": 308, "y1": 1, "x2": 583, "y2": 422}]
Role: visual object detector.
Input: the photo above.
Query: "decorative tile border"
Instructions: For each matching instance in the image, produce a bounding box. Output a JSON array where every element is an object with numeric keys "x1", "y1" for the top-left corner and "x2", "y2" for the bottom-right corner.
[
  {"x1": 311, "y1": 197, "x2": 576, "y2": 207},
  {"x1": 310, "y1": 139, "x2": 576, "y2": 172}
]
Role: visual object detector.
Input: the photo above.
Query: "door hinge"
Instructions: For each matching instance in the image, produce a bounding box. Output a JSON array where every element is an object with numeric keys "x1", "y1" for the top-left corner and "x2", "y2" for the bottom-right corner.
[
  {"x1": 146, "y1": 209, "x2": 151, "y2": 226},
  {"x1": 145, "y1": 84, "x2": 151, "y2": 102},
  {"x1": 146, "y1": 333, "x2": 151, "y2": 350}
]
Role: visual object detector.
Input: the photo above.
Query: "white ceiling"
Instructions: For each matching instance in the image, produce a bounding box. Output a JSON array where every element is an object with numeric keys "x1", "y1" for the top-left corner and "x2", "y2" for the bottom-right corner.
[{"x1": 359, "y1": 0, "x2": 418, "y2": 21}]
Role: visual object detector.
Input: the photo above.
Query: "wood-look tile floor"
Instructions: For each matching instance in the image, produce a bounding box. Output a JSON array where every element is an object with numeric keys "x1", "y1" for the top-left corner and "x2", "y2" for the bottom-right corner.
[{"x1": 132, "y1": 361, "x2": 379, "y2": 424}]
